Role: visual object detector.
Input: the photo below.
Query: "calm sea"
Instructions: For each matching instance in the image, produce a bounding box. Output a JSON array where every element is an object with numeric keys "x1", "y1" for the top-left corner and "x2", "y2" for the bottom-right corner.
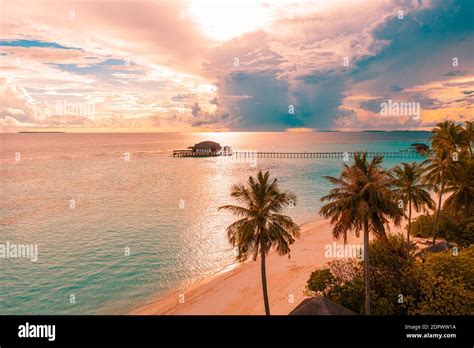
[{"x1": 0, "y1": 131, "x2": 429, "y2": 314}]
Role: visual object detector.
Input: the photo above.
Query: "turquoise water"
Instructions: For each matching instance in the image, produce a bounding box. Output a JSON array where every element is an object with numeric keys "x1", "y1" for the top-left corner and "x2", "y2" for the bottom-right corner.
[{"x1": 0, "y1": 132, "x2": 429, "y2": 314}]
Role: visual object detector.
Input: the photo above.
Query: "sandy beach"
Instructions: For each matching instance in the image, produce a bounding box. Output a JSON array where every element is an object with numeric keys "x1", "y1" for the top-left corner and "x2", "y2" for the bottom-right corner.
[
  {"x1": 131, "y1": 218, "x2": 367, "y2": 315},
  {"x1": 131, "y1": 189, "x2": 443, "y2": 316}
]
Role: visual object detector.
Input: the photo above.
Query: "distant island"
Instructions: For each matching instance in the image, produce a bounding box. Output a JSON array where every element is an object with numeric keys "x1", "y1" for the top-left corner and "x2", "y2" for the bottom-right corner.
[
  {"x1": 362, "y1": 130, "x2": 431, "y2": 133},
  {"x1": 389, "y1": 130, "x2": 431, "y2": 132}
]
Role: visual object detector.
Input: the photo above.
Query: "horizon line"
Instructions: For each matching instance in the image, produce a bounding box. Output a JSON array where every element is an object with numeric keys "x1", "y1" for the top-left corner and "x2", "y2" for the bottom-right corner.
[{"x1": 2, "y1": 129, "x2": 433, "y2": 134}]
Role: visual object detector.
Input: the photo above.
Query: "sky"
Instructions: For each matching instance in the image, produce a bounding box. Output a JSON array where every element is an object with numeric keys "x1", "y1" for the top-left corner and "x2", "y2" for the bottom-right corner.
[{"x1": 0, "y1": 0, "x2": 473, "y2": 132}]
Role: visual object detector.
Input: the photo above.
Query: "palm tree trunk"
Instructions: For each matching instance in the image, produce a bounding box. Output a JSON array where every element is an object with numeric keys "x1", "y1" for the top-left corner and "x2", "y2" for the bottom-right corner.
[
  {"x1": 260, "y1": 250, "x2": 271, "y2": 315},
  {"x1": 407, "y1": 200, "x2": 412, "y2": 259},
  {"x1": 363, "y1": 223, "x2": 370, "y2": 315},
  {"x1": 432, "y1": 181, "x2": 444, "y2": 245}
]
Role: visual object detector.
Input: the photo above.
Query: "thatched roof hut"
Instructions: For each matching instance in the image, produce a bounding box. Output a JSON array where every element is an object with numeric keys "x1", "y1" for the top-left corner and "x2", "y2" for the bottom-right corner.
[
  {"x1": 192, "y1": 141, "x2": 222, "y2": 152},
  {"x1": 174, "y1": 141, "x2": 228, "y2": 157},
  {"x1": 411, "y1": 143, "x2": 430, "y2": 154},
  {"x1": 415, "y1": 241, "x2": 451, "y2": 257},
  {"x1": 289, "y1": 297, "x2": 357, "y2": 315}
]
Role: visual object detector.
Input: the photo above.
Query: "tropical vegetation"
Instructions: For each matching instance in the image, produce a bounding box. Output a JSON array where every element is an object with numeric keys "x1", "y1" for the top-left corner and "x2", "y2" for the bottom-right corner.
[
  {"x1": 411, "y1": 209, "x2": 474, "y2": 247},
  {"x1": 319, "y1": 153, "x2": 403, "y2": 315},
  {"x1": 315, "y1": 120, "x2": 473, "y2": 315},
  {"x1": 390, "y1": 162, "x2": 435, "y2": 258},
  {"x1": 306, "y1": 236, "x2": 474, "y2": 315}
]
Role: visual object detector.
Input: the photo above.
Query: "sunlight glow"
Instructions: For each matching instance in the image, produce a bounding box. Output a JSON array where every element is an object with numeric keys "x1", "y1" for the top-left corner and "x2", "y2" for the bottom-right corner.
[{"x1": 188, "y1": 1, "x2": 271, "y2": 41}]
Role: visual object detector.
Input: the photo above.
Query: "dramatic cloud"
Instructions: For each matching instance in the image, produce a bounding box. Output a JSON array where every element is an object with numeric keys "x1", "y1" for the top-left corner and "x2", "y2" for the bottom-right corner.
[
  {"x1": 203, "y1": 0, "x2": 473, "y2": 130},
  {"x1": 0, "y1": 0, "x2": 472, "y2": 132}
]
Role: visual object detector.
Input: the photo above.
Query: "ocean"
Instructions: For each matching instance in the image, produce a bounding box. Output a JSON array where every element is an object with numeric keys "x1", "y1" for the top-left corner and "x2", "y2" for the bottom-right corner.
[{"x1": 0, "y1": 131, "x2": 430, "y2": 314}]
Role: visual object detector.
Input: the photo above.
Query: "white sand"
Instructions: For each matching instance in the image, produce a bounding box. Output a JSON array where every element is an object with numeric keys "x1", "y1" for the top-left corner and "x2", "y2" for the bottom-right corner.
[{"x1": 131, "y1": 218, "x2": 365, "y2": 315}]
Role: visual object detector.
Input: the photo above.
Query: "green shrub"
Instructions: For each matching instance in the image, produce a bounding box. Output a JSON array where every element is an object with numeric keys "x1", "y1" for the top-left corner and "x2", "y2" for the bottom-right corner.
[
  {"x1": 411, "y1": 210, "x2": 474, "y2": 247},
  {"x1": 409, "y1": 245, "x2": 474, "y2": 315},
  {"x1": 305, "y1": 237, "x2": 474, "y2": 315},
  {"x1": 306, "y1": 268, "x2": 334, "y2": 294}
]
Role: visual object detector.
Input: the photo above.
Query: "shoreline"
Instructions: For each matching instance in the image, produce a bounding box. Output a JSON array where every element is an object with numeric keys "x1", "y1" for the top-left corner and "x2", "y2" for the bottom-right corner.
[
  {"x1": 131, "y1": 217, "x2": 365, "y2": 315},
  {"x1": 131, "y1": 195, "x2": 440, "y2": 315}
]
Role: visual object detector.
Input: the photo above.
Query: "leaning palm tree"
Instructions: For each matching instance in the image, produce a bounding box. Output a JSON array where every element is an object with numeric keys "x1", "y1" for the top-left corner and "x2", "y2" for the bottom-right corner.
[
  {"x1": 423, "y1": 149, "x2": 457, "y2": 244},
  {"x1": 390, "y1": 162, "x2": 435, "y2": 259},
  {"x1": 320, "y1": 153, "x2": 402, "y2": 315},
  {"x1": 218, "y1": 170, "x2": 300, "y2": 315},
  {"x1": 461, "y1": 121, "x2": 473, "y2": 158},
  {"x1": 444, "y1": 158, "x2": 474, "y2": 216},
  {"x1": 431, "y1": 120, "x2": 469, "y2": 155}
]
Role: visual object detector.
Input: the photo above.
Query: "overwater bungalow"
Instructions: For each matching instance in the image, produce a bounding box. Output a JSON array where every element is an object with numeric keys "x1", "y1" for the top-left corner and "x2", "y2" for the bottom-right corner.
[
  {"x1": 173, "y1": 141, "x2": 232, "y2": 157},
  {"x1": 399, "y1": 143, "x2": 430, "y2": 155}
]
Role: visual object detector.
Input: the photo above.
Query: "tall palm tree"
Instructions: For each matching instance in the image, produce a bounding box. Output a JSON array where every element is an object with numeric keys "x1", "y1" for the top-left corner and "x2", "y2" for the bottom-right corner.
[
  {"x1": 218, "y1": 170, "x2": 300, "y2": 315},
  {"x1": 423, "y1": 149, "x2": 457, "y2": 244},
  {"x1": 320, "y1": 153, "x2": 402, "y2": 315},
  {"x1": 461, "y1": 121, "x2": 473, "y2": 158},
  {"x1": 431, "y1": 120, "x2": 469, "y2": 155},
  {"x1": 391, "y1": 162, "x2": 435, "y2": 259},
  {"x1": 444, "y1": 158, "x2": 474, "y2": 216}
]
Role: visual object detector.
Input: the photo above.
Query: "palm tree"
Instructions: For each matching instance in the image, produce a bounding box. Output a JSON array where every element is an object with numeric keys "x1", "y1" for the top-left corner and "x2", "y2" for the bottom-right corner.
[
  {"x1": 431, "y1": 120, "x2": 469, "y2": 156},
  {"x1": 423, "y1": 149, "x2": 457, "y2": 244},
  {"x1": 444, "y1": 158, "x2": 474, "y2": 216},
  {"x1": 391, "y1": 162, "x2": 435, "y2": 259},
  {"x1": 320, "y1": 153, "x2": 402, "y2": 315},
  {"x1": 461, "y1": 121, "x2": 473, "y2": 158},
  {"x1": 218, "y1": 170, "x2": 300, "y2": 315}
]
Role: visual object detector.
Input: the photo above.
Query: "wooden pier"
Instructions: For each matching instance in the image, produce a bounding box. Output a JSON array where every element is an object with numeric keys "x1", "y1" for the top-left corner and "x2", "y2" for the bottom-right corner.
[
  {"x1": 232, "y1": 151, "x2": 424, "y2": 159},
  {"x1": 173, "y1": 150, "x2": 221, "y2": 157}
]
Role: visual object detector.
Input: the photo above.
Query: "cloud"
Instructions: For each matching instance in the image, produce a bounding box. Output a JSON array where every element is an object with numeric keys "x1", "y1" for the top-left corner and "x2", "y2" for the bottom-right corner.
[
  {"x1": 191, "y1": 112, "x2": 229, "y2": 127},
  {"x1": 191, "y1": 102, "x2": 201, "y2": 117},
  {"x1": 1, "y1": 0, "x2": 472, "y2": 131},
  {"x1": 172, "y1": 93, "x2": 197, "y2": 101},
  {"x1": 0, "y1": 77, "x2": 37, "y2": 123},
  {"x1": 189, "y1": 101, "x2": 228, "y2": 128},
  {"x1": 203, "y1": 0, "x2": 474, "y2": 130},
  {"x1": 351, "y1": 0, "x2": 474, "y2": 91},
  {"x1": 204, "y1": 27, "x2": 374, "y2": 130},
  {"x1": 3, "y1": 0, "x2": 211, "y2": 74},
  {"x1": 0, "y1": 39, "x2": 79, "y2": 50},
  {"x1": 442, "y1": 70, "x2": 469, "y2": 77},
  {"x1": 390, "y1": 84, "x2": 404, "y2": 92}
]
